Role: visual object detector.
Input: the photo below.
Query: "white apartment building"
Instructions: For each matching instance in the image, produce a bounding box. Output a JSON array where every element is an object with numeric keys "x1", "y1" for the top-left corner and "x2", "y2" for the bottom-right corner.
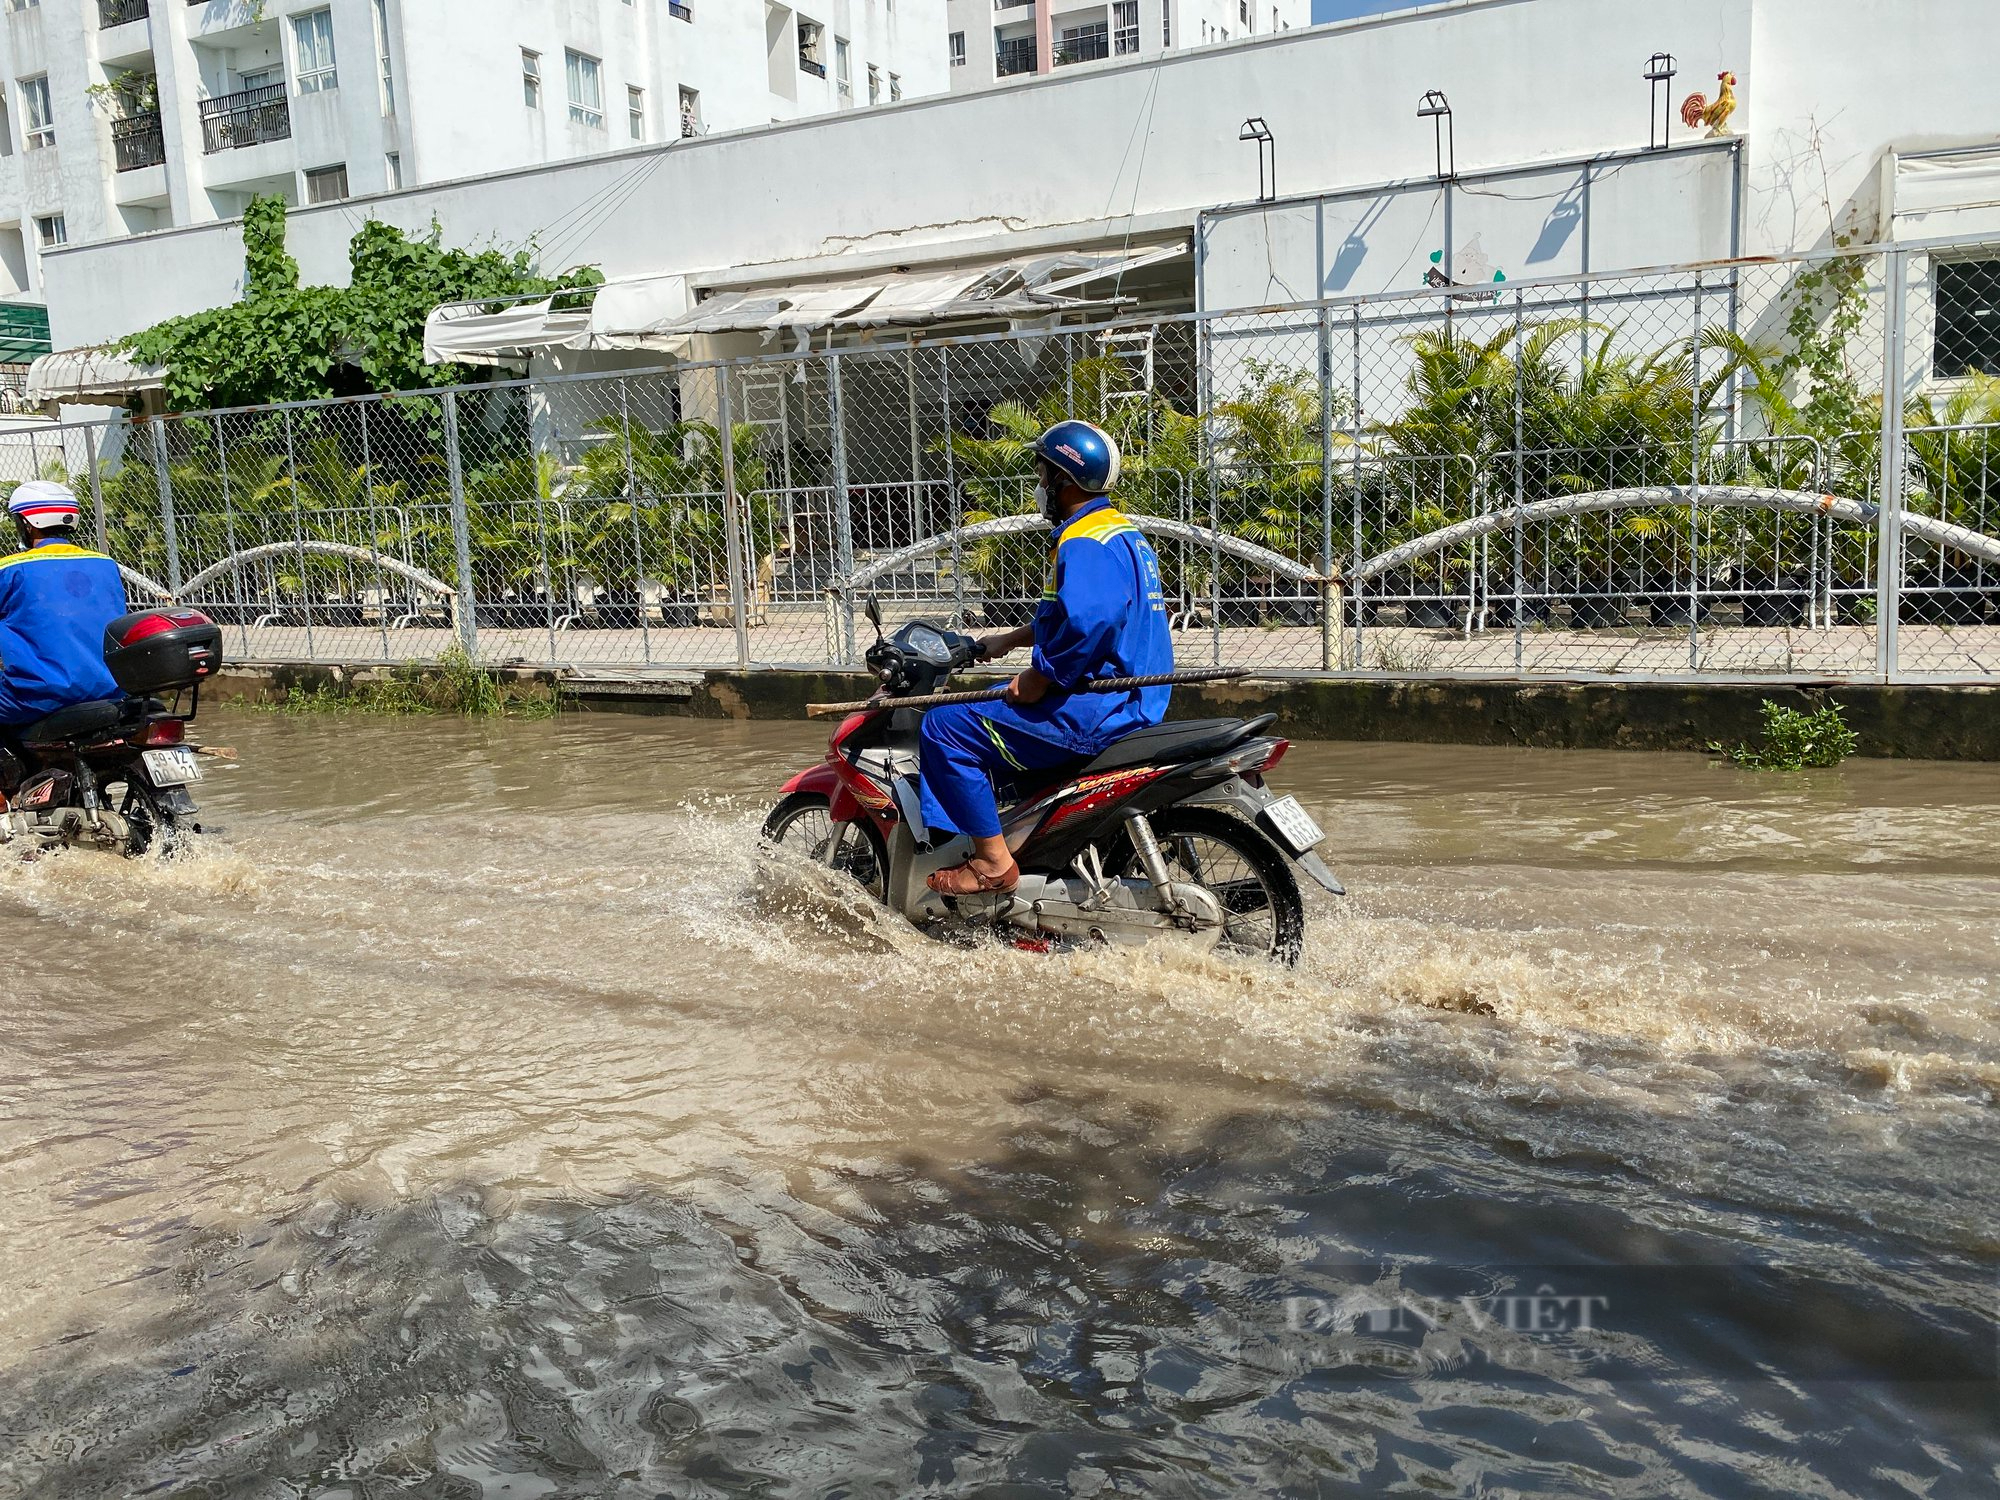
[
  {"x1": 944, "y1": 0, "x2": 1310, "y2": 92},
  {"x1": 0, "y1": 0, "x2": 946, "y2": 313}
]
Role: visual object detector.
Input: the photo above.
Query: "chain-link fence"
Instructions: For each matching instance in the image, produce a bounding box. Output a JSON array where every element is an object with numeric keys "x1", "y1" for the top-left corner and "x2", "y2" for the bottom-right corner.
[{"x1": 7, "y1": 237, "x2": 1999, "y2": 683}]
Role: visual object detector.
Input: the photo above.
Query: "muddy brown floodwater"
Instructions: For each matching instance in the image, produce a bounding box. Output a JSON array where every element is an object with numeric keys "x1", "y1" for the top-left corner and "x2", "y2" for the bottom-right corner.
[{"x1": 0, "y1": 710, "x2": 1994, "y2": 1498}]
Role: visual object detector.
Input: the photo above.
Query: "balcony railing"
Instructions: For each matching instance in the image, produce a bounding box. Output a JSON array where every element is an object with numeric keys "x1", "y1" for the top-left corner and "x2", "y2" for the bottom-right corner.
[
  {"x1": 99, "y1": 0, "x2": 148, "y2": 26},
  {"x1": 668, "y1": 1, "x2": 692, "y2": 19},
  {"x1": 199, "y1": 83, "x2": 290, "y2": 153},
  {"x1": 996, "y1": 39, "x2": 1037, "y2": 76},
  {"x1": 111, "y1": 111, "x2": 165, "y2": 171},
  {"x1": 1058, "y1": 28, "x2": 1109, "y2": 63}
]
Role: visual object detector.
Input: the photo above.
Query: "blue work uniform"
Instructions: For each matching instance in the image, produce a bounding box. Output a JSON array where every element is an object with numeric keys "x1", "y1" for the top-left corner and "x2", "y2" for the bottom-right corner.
[
  {"x1": 919, "y1": 498, "x2": 1173, "y2": 840},
  {"x1": 0, "y1": 540, "x2": 128, "y2": 726}
]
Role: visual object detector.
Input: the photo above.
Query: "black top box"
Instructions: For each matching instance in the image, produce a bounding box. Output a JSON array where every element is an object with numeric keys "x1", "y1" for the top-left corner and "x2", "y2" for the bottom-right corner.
[{"x1": 103, "y1": 608, "x2": 223, "y2": 695}]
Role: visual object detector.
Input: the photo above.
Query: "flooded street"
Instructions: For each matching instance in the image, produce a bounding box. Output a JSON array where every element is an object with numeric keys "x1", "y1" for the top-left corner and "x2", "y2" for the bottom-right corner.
[{"x1": 0, "y1": 711, "x2": 1994, "y2": 1497}]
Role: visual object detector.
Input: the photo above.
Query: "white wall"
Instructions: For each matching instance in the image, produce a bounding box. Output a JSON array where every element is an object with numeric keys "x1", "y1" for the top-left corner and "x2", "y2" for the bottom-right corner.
[{"x1": 39, "y1": 0, "x2": 2000, "y2": 352}]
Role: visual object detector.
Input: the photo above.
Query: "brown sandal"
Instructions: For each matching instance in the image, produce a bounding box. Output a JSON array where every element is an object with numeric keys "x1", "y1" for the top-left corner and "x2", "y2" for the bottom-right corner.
[{"x1": 927, "y1": 857, "x2": 1020, "y2": 897}]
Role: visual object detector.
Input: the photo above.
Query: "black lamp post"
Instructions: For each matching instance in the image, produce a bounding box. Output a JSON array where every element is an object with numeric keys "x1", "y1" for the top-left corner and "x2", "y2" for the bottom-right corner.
[
  {"x1": 1417, "y1": 90, "x2": 1453, "y2": 180},
  {"x1": 1644, "y1": 52, "x2": 1677, "y2": 150},
  {"x1": 1239, "y1": 116, "x2": 1275, "y2": 203}
]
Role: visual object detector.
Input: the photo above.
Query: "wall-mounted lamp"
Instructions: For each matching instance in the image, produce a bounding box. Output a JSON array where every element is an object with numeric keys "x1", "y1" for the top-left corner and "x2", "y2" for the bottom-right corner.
[
  {"x1": 1643, "y1": 52, "x2": 1677, "y2": 151},
  {"x1": 1417, "y1": 90, "x2": 1454, "y2": 181},
  {"x1": 1239, "y1": 116, "x2": 1276, "y2": 203}
]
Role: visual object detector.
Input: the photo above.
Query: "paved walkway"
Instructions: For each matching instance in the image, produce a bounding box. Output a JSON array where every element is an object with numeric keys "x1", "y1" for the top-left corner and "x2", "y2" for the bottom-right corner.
[{"x1": 210, "y1": 613, "x2": 1999, "y2": 681}]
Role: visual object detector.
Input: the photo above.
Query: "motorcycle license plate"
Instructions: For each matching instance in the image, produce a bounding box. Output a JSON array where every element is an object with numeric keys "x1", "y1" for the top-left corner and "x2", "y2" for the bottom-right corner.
[
  {"x1": 1259, "y1": 795, "x2": 1324, "y2": 856},
  {"x1": 142, "y1": 748, "x2": 204, "y2": 787}
]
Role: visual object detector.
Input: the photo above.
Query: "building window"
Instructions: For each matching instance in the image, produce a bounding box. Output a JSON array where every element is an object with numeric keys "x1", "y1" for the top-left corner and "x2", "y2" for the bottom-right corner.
[
  {"x1": 889, "y1": 71, "x2": 901, "y2": 101},
  {"x1": 627, "y1": 85, "x2": 644, "y2": 140},
  {"x1": 34, "y1": 215, "x2": 65, "y2": 248},
  {"x1": 1162, "y1": 3, "x2": 1171, "y2": 48},
  {"x1": 678, "y1": 85, "x2": 700, "y2": 137},
  {"x1": 20, "y1": 76, "x2": 53, "y2": 150},
  {"x1": 948, "y1": 30, "x2": 965, "y2": 66},
  {"x1": 521, "y1": 49, "x2": 541, "y2": 108},
  {"x1": 372, "y1": 0, "x2": 395, "y2": 114},
  {"x1": 1113, "y1": 0, "x2": 1139, "y2": 54},
  {"x1": 293, "y1": 10, "x2": 339, "y2": 94},
  {"x1": 1935, "y1": 260, "x2": 2000, "y2": 379},
  {"x1": 1239, "y1": 0, "x2": 1249, "y2": 23},
  {"x1": 305, "y1": 163, "x2": 348, "y2": 203},
  {"x1": 867, "y1": 62, "x2": 879, "y2": 104},
  {"x1": 1058, "y1": 21, "x2": 1109, "y2": 63},
  {"x1": 835, "y1": 36, "x2": 851, "y2": 98},
  {"x1": 385, "y1": 150, "x2": 403, "y2": 189},
  {"x1": 565, "y1": 49, "x2": 603, "y2": 128}
]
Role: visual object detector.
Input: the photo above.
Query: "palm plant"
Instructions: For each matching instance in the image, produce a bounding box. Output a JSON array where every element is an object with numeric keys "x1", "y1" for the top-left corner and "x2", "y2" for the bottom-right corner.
[{"x1": 568, "y1": 416, "x2": 772, "y2": 599}]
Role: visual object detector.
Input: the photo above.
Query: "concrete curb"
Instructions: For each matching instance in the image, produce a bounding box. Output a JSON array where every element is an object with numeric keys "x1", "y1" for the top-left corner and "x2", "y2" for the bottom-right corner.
[{"x1": 207, "y1": 664, "x2": 2000, "y2": 760}]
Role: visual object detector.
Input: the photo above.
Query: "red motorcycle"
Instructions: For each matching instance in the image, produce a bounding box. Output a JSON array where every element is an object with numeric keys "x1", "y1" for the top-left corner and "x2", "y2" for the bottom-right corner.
[
  {"x1": 763, "y1": 603, "x2": 1341, "y2": 964},
  {"x1": 0, "y1": 608, "x2": 223, "y2": 856}
]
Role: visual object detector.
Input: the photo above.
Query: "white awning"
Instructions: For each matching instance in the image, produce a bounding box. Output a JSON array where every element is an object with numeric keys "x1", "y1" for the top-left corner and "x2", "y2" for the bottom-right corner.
[
  {"x1": 26, "y1": 347, "x2": 167, "y2": 405},
  {"x1": 648, "y1": 285, "x2": 884, "y2": 337},
  {"x1": 423, "y1": 299, "x2": 591, "y2": 366},
  {"x1": 416, "y1": 238, "x2": 1192, "y2": 360},
  {"x1": 583, "y1": 272, "x2": 691, "y2": 349},
  {"x1": 1891, "y1": 145, "x2": 2000, "y2": 238},
  {"x1": 839, "y1": 268, "x2": 993, "y2": 326}
]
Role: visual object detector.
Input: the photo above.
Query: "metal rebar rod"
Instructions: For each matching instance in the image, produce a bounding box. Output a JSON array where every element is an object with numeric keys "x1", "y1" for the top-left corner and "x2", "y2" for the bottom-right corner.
[{"x1": 804, "y1": 665, "x2": 1253, "y2": 718}]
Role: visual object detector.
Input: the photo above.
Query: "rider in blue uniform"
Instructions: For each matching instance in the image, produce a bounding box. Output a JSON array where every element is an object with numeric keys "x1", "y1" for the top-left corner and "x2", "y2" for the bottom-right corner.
[
  {"x1": 921, "y1": 419, "x2": 1174, "y2": 896},
  {"x1": 0, "y1": 480, "x2": 127, "y2": 728}
]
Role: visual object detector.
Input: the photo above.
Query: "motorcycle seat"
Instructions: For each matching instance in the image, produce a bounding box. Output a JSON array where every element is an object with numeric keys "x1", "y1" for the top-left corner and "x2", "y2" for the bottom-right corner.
[
  {"x1": 1079, "y1": 714, "x2": 1277, "y2": 774},
  {"x1": 19, "y1": 699, "x2": 126, "y2": 746}
]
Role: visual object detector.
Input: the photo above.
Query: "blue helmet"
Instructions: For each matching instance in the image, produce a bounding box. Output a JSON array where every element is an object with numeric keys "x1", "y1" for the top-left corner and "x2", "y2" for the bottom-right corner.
[{"x1": 1032, "y1": 419, "x2": 1121, "y2": 496}]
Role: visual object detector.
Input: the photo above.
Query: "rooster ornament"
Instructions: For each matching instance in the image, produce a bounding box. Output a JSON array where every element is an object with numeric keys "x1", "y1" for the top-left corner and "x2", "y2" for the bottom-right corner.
[{"x1": 1681, "y1": 71, "x2": 1738, "y2": 137}]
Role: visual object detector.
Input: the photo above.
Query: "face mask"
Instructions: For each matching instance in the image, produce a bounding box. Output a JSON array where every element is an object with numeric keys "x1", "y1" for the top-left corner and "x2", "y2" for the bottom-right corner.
[{"x1": 1036, "y1": 468, "x2": 1063, "y2": 522}]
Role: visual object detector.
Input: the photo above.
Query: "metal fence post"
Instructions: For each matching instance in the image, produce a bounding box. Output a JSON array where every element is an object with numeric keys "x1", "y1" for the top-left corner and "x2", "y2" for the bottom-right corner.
[
  {"x1": 1197, "y1": 315, "x2": 1221, "y2": 667},
  {"x1": 83, "y1": 423, "x2": 107, "y2": 553},
  {"x1": 1512, "y1": 290, "x2": 1527, "y2": 672},
  {"x1": 442, "y1": 390, "x2": 479, "y2": 658},
  {"x1": 215, "y1": 417, "x2": 248, "y2": 657},
  {"x1": 149, "y1": 418, "x2": 181, "y2": 596},
  {"x1": 827, "y1": 351, "x2": 856, "y2": 663},
  {"x1": 1689, "y1": 272, "x2": 1704, "y2": 673},
  {"x1": 358, "y1": 401, "x2": 389, "y2": 663},
  {"x1": 1349, "y1": 303, "x2": 1364, "y2": 670},
  {"x1": 619, "y1": 379, "x2": 653, "y2": 666},
  {"x1": 282, "y1": 408, "x2": 316, "y2": 660},
  {"x1": 1316, "y1": 305, "x2": 1336, "y2": 670},
  {"x1": 1876, "y1": 248, "x2": 1908, "y2": 682},
  {"x1": 942, "y1": 346, "x2": 964, "y2": 630},
  {"x1": 716, "y1": 367, "x2": 752, "y2": 670}
]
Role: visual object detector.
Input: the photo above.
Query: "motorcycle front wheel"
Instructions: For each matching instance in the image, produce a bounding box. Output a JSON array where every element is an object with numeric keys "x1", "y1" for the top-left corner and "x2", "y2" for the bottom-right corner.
[
  {"x1": 761, "y1": 792, "x2": 890, "y2": 904},
  {"x1": 1109, "y1": 805, "x2": 1306, "y2": 965}
]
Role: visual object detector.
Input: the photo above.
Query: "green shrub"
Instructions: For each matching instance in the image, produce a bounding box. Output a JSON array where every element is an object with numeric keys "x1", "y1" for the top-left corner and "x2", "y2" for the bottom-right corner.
[
  {"x1": 1713, "y1": 700, "x2": 1858, "y2": 770},
  {"x1": 274, "y1": 648, "x2": 555, "y2": 718}
]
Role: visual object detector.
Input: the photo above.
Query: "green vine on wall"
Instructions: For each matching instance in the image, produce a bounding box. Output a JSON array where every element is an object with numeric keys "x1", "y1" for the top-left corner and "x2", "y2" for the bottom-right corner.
[{"x1": 123, "y1": 195, "x2": 601, "y2": 410}]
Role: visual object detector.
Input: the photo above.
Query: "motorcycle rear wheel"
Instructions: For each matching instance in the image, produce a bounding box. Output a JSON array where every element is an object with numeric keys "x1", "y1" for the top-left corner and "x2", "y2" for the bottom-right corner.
[
  {"x1": 761, "y1": 792, "x2": 890, "y2": 903},
  {"x1": 1108, "y1": 806, "x2": 1306, "y2": 965},
  {"x1": 114, "y1": 777, "x2": 191, "y2": 858}
]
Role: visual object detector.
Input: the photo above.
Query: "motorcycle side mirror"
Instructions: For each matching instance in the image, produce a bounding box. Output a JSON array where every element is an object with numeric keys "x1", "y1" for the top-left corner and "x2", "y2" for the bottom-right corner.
[{"x1": 864, "y1": 594, "x2": 884, "y2": 639}]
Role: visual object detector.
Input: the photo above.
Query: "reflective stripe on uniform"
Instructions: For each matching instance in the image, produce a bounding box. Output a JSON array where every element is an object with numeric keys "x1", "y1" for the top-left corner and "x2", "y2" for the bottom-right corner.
[{"x1": 0, "y1": 543, "x2": 112, "y2": 573}]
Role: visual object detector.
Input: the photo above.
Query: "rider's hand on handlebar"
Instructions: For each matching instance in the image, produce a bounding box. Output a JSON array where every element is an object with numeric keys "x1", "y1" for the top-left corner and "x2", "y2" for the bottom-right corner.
[{"x1": 975, "y1": 624, "x2": 1036, "y2": 662}]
